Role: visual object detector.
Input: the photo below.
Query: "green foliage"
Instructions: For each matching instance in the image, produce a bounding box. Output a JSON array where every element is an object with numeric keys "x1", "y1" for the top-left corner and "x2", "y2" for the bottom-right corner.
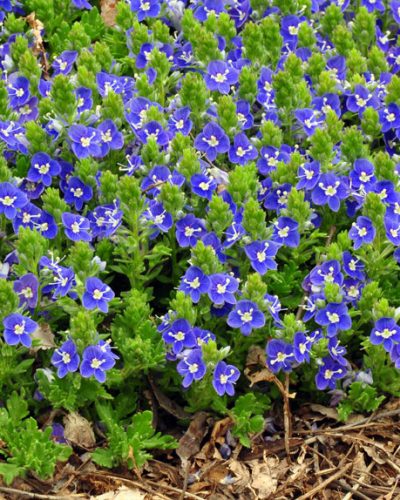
[
  {"x1": 0, "y1": 392, "x2": 71, "y2": 485},
  {"x1": 92, "y1": 407, "x2": 177, "y2": 469},
  {"x1": 338, "y1": 382, "x2": 385, "y2": 421},
  {"x1": 230, "y1": 393, "x2": 271, "y2": 447}
]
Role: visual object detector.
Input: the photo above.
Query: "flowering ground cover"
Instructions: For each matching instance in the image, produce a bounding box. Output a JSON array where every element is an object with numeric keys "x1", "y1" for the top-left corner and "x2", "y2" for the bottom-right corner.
[{"x1": 0, "y1": 0, "x2": 400, "y2": 496}]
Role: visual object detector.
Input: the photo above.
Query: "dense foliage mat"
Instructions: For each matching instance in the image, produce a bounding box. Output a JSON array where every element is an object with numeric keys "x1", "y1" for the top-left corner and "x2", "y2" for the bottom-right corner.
[{"x1": 0, "y1": 0, "x2": 399, "y2": 487}]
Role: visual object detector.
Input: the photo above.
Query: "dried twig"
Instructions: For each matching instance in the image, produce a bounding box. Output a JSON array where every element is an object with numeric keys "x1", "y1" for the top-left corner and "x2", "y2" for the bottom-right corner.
[
  {"x1": 296, "y1": 462, "x2": 352, "y2": 500},
  {"x1": 0, "y1": 486, "x2": 85, "y2": 499}
]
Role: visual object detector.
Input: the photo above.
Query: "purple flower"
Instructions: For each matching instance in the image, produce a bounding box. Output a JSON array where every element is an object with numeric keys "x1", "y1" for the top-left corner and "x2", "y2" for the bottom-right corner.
[
  {"x1": 244, "y1": 240, "x2": 280, "y2": 274},
  {"x1": 0, "y1": 182, "x2": 28, "y2": 219},
  {"x1": 177, "y1": 349, "x2": 207, "y2": 388},
  {"x1": 13, "y1": 273, "x2": 39, "y2": 309},
  {"x1": 52, "y1": 51, "x2": 78, "y2": 75},
  {"x1": 257, "y1": 146, "x2": 290, "y2": 176},
  {"x1": 264, "y1": 183, "x2": 292, "y2": 212},
  {"x1": 228, "y1": 133, "x2": 258, "y2": 165},
  {"x1": 3, "y1": 313, "x2": 37, "y2": 348},
  {"x1": 175, "y1": 214, "x2": 206, "y2": 247},
  {"x1": 97, "y1": 120, "x2": 124, "y2": 157},
  {"x1": 179, "y1": 266, "x2": 210, "y2": 303},
  {"x1": 311, "y1": 173, "x2": 347, "y2": 212},
  {"x1": 62, "y1": 212, "x2": 92, "y2": 242},
  {"x1": 208, "y1": 273, "x2": 238, "y2": 305},
  {"x1": 349, "y1": 216, "x2": 375, "y2": 250},
  {"x1": 40, "y1": 258, "x2": 75, "y2": 298},
  {"x1": 68, "y1": 125, "x2": 102, "y2": 159},
  {"x1": 63, "y1": 176, "x2": 93, "y2": 211},
  {"x1": 51, "y1": 340, "x2": 80, "y2": 378},
  {"x1": 361, "y1": 0, "x2": 384, "y2": 12},
  {"x1": 227, "y1": 300, "x2": 265, "y2": 336},
  {"x1": 391, "y1": 0, "x2": 400, "y2": 23},
  {"x1": 272, "y1": 217, "x2": 300, "y2": 247},
  {"x1": 130, "y1": 0, "x2": 161, "y2": 21},
  {"x1": 315, "y1": 356, "x2": 347, "y2": 390},
  {"x1": 82, "y1": 277, "x2": 115, "y2": 313},
  {"x1": 27, "y1": 152, "x2": 61, "y2": 187},
  {"x1": 205, "y1": 60, "x2": 239, "y2": 94},
  {"x1": 370, "y1": 317, "x2": 400, "y2": 352},
  {"x1": 315, "y1": 302, "x2": 352, "y2": 337},
  {"x1": 212, "y1": 361, "x2": 240, "y2": 396},
  {"x1": 162, "y1": 319, "x2": 197, "y2": 354},
  {"x1": 80, "y1": 344, "x2": 116, "y2": 383},
  {"x1": 236, "y1": 100, "x2": 253, "y2": 130},
  {"x1": 296, "y1": 161, "x2": 320, "y2": 190},
  {"x1": 266, "y1": 339, "x2": 294, "y2": 373},
  {"x1": 194, "y1": 123, "x2": 230, "y2": 161}
]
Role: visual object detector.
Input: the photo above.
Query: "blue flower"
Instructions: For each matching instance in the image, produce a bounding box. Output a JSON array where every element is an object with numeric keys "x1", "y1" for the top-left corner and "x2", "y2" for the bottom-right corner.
[
  {"x1": 190, "y1": 173, "x2": 217, "y2": 200},
  {"x1": 346, "y1": 85, "x2": 379, "y2": 116},
  {"x1": 7, "y1": 76, "x2": 30, "y2": 109},
  {"x1": 295, "y1": 108, "x2": 323, "y2": 136},
  {"x1": 168, "y1": 106, "x2": 192, "y2": 136},
  {"x1": 52, "y1": 51, "x2": 78, "y2": 75},
  {"x1": 315, "y1": 356, "x2": 347, "y2": 390},
  {"x1": 68, "y1": 125, "x2": 102, "y2": 159},
  {"x1": 0, "y1": 182, "x2": 28, "y2": 219},
  {"x1": 3, "y1": 313, "x2": 37, "y2": 348},
  {"x1": 162, "y1": 319, "x2": 197, "y2": 354},
  {"x1": 62, "y1": 212, "x2": 92, "y2": 242},
  {"x1": 370, "y1": 317, "x2": 400, "y2": 352},
  {"x1": 264, "y1": 183, "x2": 292, "y2": 212},
  {"x1": 315, "y1": 302, "x2": 352, "y2": 337},
  {"x1": 384, "y1": 213, "x2": 400, "y2": 246},
  {"x1": 135, "y1": 121, "x2": 169, "y2": 146},
  {"x1": 236, "y1": 100, "x2": 253, "y2": 130},
  {"x1": 177, "y1": 349, "x2": 207, "y2": 388},
  {"x1": 80, "y1": 344, "x2": 116, "y2": 383},
  {"x1": 266, "y1": 339, "x2": 294, "y2": 373},
  {"x1": 311, "y1": 173, "x2": 347, "y2": 212},
  {"x1": 82, "y1": 277, "x2": 115, "y2": 313},
  {"x1": 63, "y1": 176, "x2": 93, "y2": 211},
  {"x1": 75, "y1": 87, "x2": 93, "y2": 114},
  {"x1": 175, "y1": 214, "x2": 206, "y2": 247},
  {"x1": 212, "y1": 361, "x2": 240, "y2": 396},
  {"x1": 194, "y1": 123, "x2": 230, "y2": 161},
  {"x1": 342, "y1": 251, "x2": 365, "y2": 280},
  {"x1": 40, "y1": 257, "x2": 75, "y2": 298},
  {"x1": 130, "y1": 0, "x2": 161, "y2": 21},
  {"x1": 296, "y1": 161, "x2": 320, "y2": 190},
  {"x1": 208, "y1": 273, "x2": 238, "y2": 305},
  {"x1": 293, "y1": 331, "x2": 313, "y2": 363},
  {"x1": 228, "y1": 133, "x2": 258, "y2": 165},
  {"x1": 349, "y1": 216, "x2": 375, "y2": 250},
  {"x1": 272, "y1": 216, "x2": 300, "y2": 247},
  {"x1": 51, "y1": 340, "x2": 80, "y2": 378},
  {"x1": 72, "y1": 0, "x2": 92, "y2": 9},
  {"x1": 97, "y1": 120, "x2": 124, "y2": 157},
  {"x1": 309, "y1": 260, "x2": 344, "y2": 288},
  {"x1": 13, "y1": 273, "x2": 39, "y2": 309},
  {"x1": 349, "y1": 158, "x2": 376, "y2": 190},
  {"x1": 227, "y1": 300, "x2": 265, "y2": 336},
  {"x1": 205, "y1": 60, "x2": 239, "y2": 94},
  {"x1": 179, "y1": 266, "x2": 210, "y2": 303},
  {"x1": 144, "y1": 200, "x2": 173, "y2": 235},
  {"x1": 379, "y1": 103, "x2": 400, "y2": 133},
  {"x1": 328, "y1": 337, "x2": 348, "y2": 366},
  {"x1": 244, "y1": 240, "x2": 280, "y2": 274},
  {"x1": 27, "y1": 152, "x2": 61, "y2": 187}
]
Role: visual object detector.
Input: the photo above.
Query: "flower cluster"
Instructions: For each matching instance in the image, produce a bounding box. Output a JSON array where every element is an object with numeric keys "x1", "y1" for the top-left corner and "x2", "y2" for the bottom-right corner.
[{"x1": 0, "y1": 0, "x2": 399, "y2": 438}]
